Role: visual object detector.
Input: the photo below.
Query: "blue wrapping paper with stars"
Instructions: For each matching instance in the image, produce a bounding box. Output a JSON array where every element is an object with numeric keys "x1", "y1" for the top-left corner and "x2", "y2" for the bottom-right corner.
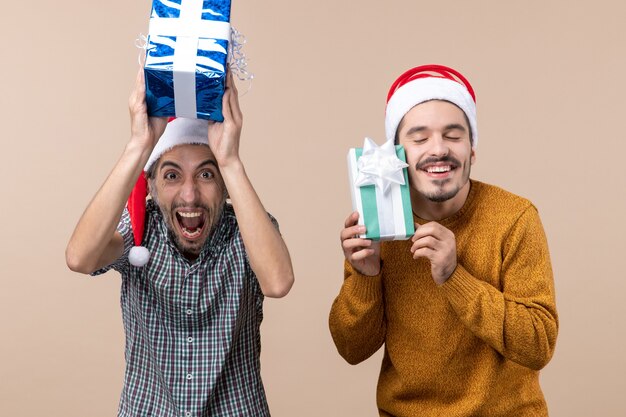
[{"x1": 144, "y1": 0, "x2": 231, "y2": 121}]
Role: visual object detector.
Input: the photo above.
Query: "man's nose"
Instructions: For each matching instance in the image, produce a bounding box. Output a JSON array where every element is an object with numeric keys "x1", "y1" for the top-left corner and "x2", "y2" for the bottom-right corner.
[
  {"x1": 429, "y1": 135, "x2": 450, "y2": 157},
  {"x1": 179, "y1": 178, "x2": 199, "y2": 203}
]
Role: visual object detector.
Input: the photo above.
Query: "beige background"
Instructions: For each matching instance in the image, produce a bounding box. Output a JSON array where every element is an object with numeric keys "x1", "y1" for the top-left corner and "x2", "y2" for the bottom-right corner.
[{"x1": 2, "y1": 1, "x2": 625, "y2": 416}]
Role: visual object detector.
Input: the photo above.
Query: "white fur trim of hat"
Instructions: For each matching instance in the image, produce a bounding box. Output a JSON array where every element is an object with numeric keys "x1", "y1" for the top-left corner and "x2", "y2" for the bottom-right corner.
[{"x1": 144, "y1": 118, "x2": 210, "y2": 172}]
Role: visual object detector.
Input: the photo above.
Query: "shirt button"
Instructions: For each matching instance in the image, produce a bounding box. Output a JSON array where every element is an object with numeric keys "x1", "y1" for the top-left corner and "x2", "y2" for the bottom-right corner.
[
  {"x1": 186, "y1": 373, "x2": 193, "y2": 380},
  {"x1": 186, "y1": 309, "x2": 193, "y2": 315},
  {"x1": 187, "y1": 337, "x2": 194, "y2": 343},
  {"x1": 185, "y1": 412, "x2": 192, "y2": 417}
]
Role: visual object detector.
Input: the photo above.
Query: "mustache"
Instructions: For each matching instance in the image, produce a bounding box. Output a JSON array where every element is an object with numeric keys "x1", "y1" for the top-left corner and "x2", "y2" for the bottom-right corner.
[
  {"x1": 171, "y1": 202, "x2": 212, "y2": 212},
  {"x1": 416, "y1": 156, "x2": 462, "y2": 170}
]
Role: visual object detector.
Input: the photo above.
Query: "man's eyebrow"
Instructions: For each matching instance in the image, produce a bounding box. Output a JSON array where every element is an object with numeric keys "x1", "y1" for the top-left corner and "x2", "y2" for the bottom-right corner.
[
  {"x1": 444, "y1": 123, "x2": 467, "y2": 132},
  {"x1": 404, "y1": 126, "x2": 428, "y2": 136},
  {"x1": 404, "y1": 124, "x2": 467, "y2": 137},
  {"x1": 159, "y1": 161, "x2": 182, "y2": 172},
  {"x1": 158, "y1": 159, "x2": 218, "y2": 172},
  {"x1": 197, "y1": 159, "x2": 218, "y2": 169}
]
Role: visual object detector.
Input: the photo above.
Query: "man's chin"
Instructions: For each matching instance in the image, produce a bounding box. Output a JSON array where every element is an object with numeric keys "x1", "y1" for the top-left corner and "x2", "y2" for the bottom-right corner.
[
  {"x1": 421, "y1": 184, "x2": 460, "y2": 203},
  {"x1": 426, "y1": 192, "x2": 457, "y2": 203},
  {"x1": 167, "y1": 228, "x2": 207, "y2": 258},
  {"x1": 177, "y1": 241, "x2": 206, "y2": 259}
]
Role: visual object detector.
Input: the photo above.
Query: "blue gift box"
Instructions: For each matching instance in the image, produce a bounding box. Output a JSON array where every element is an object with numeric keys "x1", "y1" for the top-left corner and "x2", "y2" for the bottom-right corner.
[{"x1": 144, "y1": 0, "x2": 232, "y2": 121}]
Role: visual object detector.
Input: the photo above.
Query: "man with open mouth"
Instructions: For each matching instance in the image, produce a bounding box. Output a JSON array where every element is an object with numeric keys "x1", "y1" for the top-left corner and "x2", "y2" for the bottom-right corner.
[
  {"x1": 330, "y1": 65, "x2": 558, "y2": 416},
  {"x1": 66, "y1": 70, "x2": 294, "y2": 417}
]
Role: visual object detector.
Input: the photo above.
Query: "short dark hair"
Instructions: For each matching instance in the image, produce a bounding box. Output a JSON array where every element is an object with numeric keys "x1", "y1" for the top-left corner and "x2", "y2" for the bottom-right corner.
[{"x1": 146, "y1": 161, "x2": 158, "y2": 181}]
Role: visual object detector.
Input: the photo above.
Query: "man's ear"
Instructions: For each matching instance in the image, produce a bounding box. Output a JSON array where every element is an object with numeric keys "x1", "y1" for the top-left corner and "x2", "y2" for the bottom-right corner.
[
  {"x1": 147, "y1": 177, "x2": 155, "y2": 199},
  {"x1": 470, "y1": 147, "x2": 477, "y2": 165}
]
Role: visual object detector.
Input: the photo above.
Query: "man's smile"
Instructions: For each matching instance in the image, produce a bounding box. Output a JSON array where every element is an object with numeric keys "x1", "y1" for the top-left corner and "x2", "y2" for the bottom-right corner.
[{"x1": 417, "y1": 158, "x2": 460, "y2": 179}]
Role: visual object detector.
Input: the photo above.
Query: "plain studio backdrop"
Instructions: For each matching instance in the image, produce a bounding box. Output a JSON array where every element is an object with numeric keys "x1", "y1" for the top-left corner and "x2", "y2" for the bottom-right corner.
[{"x1": 1, "y1": 1, "x2": 624, "y2": 416}]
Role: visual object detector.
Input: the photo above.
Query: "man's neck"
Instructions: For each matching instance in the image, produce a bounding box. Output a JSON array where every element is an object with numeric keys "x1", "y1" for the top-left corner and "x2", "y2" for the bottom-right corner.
[{"x1": 411, "y1": 180, "x2": 472, "y2": 221}]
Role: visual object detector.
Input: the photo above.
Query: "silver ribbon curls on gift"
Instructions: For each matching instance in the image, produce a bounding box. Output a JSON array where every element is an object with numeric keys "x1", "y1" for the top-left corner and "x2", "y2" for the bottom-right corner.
[
  {"x1": 355, "y1": 137, "x2": 409, "y2": 194},
  {"x1": 135, "y1": 34, "x2": 155, "y2": 66},
  {"x1": 228, "y1": 26, "x2": 254, "y2": 95}
]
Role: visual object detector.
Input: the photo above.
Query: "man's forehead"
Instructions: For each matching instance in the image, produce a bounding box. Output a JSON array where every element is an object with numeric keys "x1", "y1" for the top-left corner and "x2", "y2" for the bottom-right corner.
[{"x1": 156, "y1": 144, "x2": 216, "y2": 168}]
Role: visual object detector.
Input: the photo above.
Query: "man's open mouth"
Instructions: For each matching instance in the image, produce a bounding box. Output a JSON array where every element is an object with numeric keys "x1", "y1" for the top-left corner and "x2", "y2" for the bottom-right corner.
[{"x1": 175, "y1": 210, "x2": 207, "y2": 239}]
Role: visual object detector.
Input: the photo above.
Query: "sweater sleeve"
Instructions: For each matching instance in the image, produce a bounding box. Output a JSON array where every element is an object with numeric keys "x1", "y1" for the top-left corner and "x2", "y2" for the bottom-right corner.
[
  {"x1": 328, "y1": 260, "x2": 386, "y2": 365},
  {"x1": 439, "y1": 206, "x2": 558, "y2": 370}
]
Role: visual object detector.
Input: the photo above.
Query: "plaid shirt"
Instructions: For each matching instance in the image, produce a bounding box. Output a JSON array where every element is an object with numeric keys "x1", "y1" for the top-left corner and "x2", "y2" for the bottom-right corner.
[{"x1": 94, "y1": 200, "x2": 271, "y2": 417}]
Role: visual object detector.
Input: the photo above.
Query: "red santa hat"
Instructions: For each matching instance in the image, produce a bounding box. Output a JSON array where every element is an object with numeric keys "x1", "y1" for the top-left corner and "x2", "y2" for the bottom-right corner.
[
  {"x1": 385, "y1": 64, "x2": 477, "y2": 147},
  {"x1": 127, "y1": 117, "x2": 210, "y2": 267}
]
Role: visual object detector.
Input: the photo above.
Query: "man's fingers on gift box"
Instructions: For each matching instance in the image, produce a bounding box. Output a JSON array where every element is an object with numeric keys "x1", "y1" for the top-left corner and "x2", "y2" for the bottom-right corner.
[
  {"x1": 227, "y1": 70, "x2": 238, "y2": 93},
  {"x1": 134, "y1": 66, "x2": 142, "y2": 87},
  {"x1": 410, "y1": 236, "x2": 439, "y2": 254},
  {"x1": 340, "y1": 224, "x2": 365, "y2": 242},
  {"x1": 150, "y1": 117, "x2": 169, "y2": 140},
  {"x1": 351, "y1": 248, "x2": 377, "y2": 261},
  {"x1": 133, "y1": 67, "x2": 146, "y2": 99},
  {"x1": 228, "y1": 93, "x2": 242, "y2": 124},
  {"x1": 411, "y1": 221, "x2": 449, "y2": 242},
  {"x1": 221, "y1": 87, "x2": 233, "y2": 122},
  {"x1": 220, "y1": 88, "x2": 241, "y2": 127},
  {"x1": 230, "y1": 92, "x2": 242, "y2": 123},
  {"x1": 411, "y1": 236, "x2": 442, "y2": 259},
  {"x1": 342, "y1": 237, "x2": 372, "y2": 252},
  {"x1": 344, "y1": 211, "x2": 360, "y2": 228},
  {"x1": 411, "y1": 247, "x2": 435, "y2": 260},
  {"x1": 226, "y1": 72, "x2": 242, "y2": 123},
  {"x1": 129, "y1": 68, "x2": 147, "y2": 113}
]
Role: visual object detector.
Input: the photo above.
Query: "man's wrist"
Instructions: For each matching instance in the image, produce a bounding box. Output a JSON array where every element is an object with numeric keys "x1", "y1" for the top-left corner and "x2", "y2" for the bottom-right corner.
[
  {"x1": 123, "y1": 139, "x2": 153, "y2": 168},
  {"x1": 350, "y1": 261, "x2": 382, "y2": 278},
  {"x1": 218, "y1": 157, "x2": 244, "y2": 176}
]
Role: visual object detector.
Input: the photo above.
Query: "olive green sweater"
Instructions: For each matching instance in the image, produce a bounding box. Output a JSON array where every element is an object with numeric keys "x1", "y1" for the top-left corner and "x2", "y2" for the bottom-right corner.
[{"x1": 329, "y1": 180, "x2": 558, "y2": 417}]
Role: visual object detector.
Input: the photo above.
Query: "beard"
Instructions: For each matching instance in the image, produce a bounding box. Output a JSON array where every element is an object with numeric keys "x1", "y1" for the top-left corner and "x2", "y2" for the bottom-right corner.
[
  {"x1": 423, "y1": 181, "x2": 463, "y2": 202},
  {"x1": 416, "y1": 155, "x2": 471, "y2": 203},
  {"x1": 168, "y1": 204, "x2": 224, "y2": 258},
  {"x1": 151, "y1": 193, "x2": 225, "y2": 260}
]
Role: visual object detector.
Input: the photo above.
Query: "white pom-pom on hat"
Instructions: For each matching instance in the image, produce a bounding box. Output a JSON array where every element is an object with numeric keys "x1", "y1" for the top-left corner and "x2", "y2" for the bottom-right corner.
[{"x1": 129, "y1": 246, "x2": 150, "y2": 267}]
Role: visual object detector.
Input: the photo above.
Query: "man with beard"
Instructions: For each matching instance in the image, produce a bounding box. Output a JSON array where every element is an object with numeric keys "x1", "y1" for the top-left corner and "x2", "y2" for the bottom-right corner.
[
  {"x1": 66, "y1": 70, "x2": 294, "y2": 416},
  {"x1": 329, "y1": 65, "x2": 558, "y2": 416}
]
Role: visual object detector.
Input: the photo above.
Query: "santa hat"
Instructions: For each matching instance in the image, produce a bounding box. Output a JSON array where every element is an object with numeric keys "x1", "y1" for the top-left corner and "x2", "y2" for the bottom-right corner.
[
  {"x1": 385, "y1": 64, "x2": 477, "y2": 147},
  {"x1": 127, "y1": 117, "x2": 210, "y2": 267}
]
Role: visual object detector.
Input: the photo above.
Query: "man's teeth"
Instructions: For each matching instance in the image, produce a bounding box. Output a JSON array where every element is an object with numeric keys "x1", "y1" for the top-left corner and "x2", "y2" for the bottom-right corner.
[
  {"x1": 426, "y1": 166, "x2": 451, "y2": 173},
  {"x1": 178, "y1": 212, "x2": 202, "y2": 218},
  {"x1": 181, "y1": 227, "x2": 201, "y2": 238}
]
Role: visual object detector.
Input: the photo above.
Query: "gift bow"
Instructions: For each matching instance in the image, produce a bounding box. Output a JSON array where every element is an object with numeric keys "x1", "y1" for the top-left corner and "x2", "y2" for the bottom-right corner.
[
  {"x1": 355, "y1": 137, "x2": 409, "y2": 194},
  {"x1": 149, "y1": 0, "x2": 230, "y2": 40}
]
